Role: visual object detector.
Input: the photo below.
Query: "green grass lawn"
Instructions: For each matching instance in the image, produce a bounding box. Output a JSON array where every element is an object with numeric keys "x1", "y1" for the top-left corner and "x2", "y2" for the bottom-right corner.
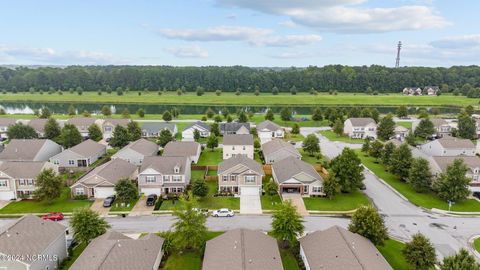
[
  {"x1": 285, "y1": 133, "x2": 305, "y2": 142},
  {"x1": 159, "y1": 181, "x2": 239, "y2": 210},
  {"x1": 1, "y1": 92, "x2": 475, "y2": 106},
  {"x1": 300, "y1": 149, "x2": 323, "y2": 165},
  {"x1": 197, "y1": 148, "x2": 223, "y2": 165},
  {"x1": 191, "y1": 169, "x2": 206, "y2": 180},
  {"x1": 356, "y1": 150, "x2": 480, "y2": 212},
  {"x1": 0, "y1": 188, "x2": 92, "y2": 214},
  {"x1": 474, "y1": 238, "x2": 480, "y2": 253},
  {"x1": 319, "y1": 130, "x2": 365, "y2": 144},
  {"x1": 206, "y1": 169, "x2": 217, "y2": 176},
  {"x1": 60, "y1": 242, "x2": 87, "y2": 270},
  {"x1": 261, "y1": 194, "x2": 282, "y2": 210},
  {"x1": 254, "y1": 151, "x2": 264, "y2": 164},
  {"x1": 303, "y1": 191, "x2": 370, "y2": 211},
  {"x1": 377, "y1": 239, "x2": 409, "y2": 270},
  {"x1": 280, "y1": 248, "x2": 301, "y2": 270},
  {"x1": 109, "y1": 197, "x2": 139, "y2": 212},
  {"x1": 395, "y1": 121, "x2": 412, "y2": 129}
]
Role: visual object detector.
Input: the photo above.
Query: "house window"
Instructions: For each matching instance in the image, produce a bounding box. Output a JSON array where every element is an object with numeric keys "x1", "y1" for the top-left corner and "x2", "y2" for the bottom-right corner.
[
  {"x1": 163, "y1": 176, "x2": 170, "y2": 182},
  {"x1": 104, "y1": 126, "x2": 112, "y2": 132},
  {"x1": 171, "y1": 187, "x2": 183, "y2": 193},
  {"x1": 230, "y1": 175, "x2": 237, "y2": 181},
  {"x1": 27, "y1": 179, "x2": 34, "y2": 185},
  {"x1": 222, "y1": 175, "x2": 228, "y2": 182},
  {"x1": 303, "y1": 186, "x2": 308, "y2": 193},
  {"x1": 174, "y1": 166, "x2": 180, "y2": 174},
  {"x1": 172, "y1": 176, "x2": 182, "y2": 182},
  {"x1": 68, "y1": 160, "x2": 75, "y2": 166},
  {"x1": 0, "y1": 180, "x2": 7, "y2": 187},
  {"x1": 53, "y1": 159, "x2": 59, "y2": 165},
  {"x1": 146, "y1": 176, "x2": 156, "y2": 183},
  {"x1": 75, "y1": 188, "x2": 85, "y2": 195},
  {"x1": 232, "y1": 146, "x2": 235, "y2": 150},
  {"x1": 245, "y1": 175, "x2": 255, "y2": 183},
  {"x1": 312, "y1": 186, "x2": 323, "y2": 193},
  {"x1": 18, "y1": 179, "x2": 25, "y2": 186}
]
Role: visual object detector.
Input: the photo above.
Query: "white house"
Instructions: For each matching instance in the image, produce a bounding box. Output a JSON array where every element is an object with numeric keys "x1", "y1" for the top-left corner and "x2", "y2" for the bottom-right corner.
[
  {"x1": 412, "y1": 118, "x2": 452, "y2": 138},
  {"x1": 419, "y1": 136, "x2": 476, "y2": 157},
  {"x1": 424, "y1": 86, "x2": 439, "y2": 96},
  {"x1": 101, "y1": 118, "x2": 130, "y2": 139},
  {"x1": 217, "y1": 155, "x2": 264, "y2": 196},
  {"x1": 0, "y1": 139, "x2": 63, "y2": 162},
  {"x1": 222, "y1": 134, "x2": 254, "y2": 160},
  {"x1": 111, "y1": 138, "x2": 158, "y2": 166},
  {"x1": 343, "y1": 118, "x2": 377, "y2": 139},
  {"x1": 0, "y1": 118, "x2": 16, "y2": 139},
  {"x1": 138, "y1": 156, "x2": 191, "y2": 196},
  {"x1": 49, "y1": 139, "x2": 106, "y2": 168},
  {"x1": 402, "y1": 87, "x2": 422, "y2": 96},
  {"x1": 256, "y1": 120, "x2": 284, "y2": 144},
  {"x1": 262, "y1": 139, "x2": 302, "y2": 164},
  {"x1": 181, "y1": 121, "x2": 211, "y2": 141}
]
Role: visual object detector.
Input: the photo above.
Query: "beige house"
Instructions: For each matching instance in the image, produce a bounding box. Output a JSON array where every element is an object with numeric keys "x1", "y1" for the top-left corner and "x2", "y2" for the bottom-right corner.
[
  {"x1": 162, "y1": 141, "x2": 201, "y2": 164},
  {"x1": 412, "y1": 118, "x2": 452, "y2": 138},
  {"x1": 0, "y1": 139, "x2": 63, "y2": 162},
  {"x1": 70, "y1": 231, "x2": 164, "y2": 270},
  {"x1": 222, "y1": 134, "x2": 254, "y2": 160},
  {"x1": 343, "y1": 118, "x2": 377, "y2": 139},
  {"x1": 217, "y1": 154, "x2": 264, "y2": 195},
  {"x1": 0, "y1": 117, "x2": 16, "y2": 139},
  {"x1": 300, "y1": 226, "x2": 392, "y2": 270},
  {"x1": 419, "y1": 136, "x2": 476, "y2": 157},
  {"x1": 138, "y1": 156, "x2": 191, "y2": 196},
  {"x1": 49, "y1": 139, "x2": 106, "y2": 168},
  {"x1": 70, "y1": 159, "x2": 138, "y2": 198},
  {"x1": 429, "y1": 156, "x2": 480, "y2": 192},
  {"x1": 67, "y1": 117, "x2": 97, "y2": 138},
  {"x1": 0, "y1": 161, "x2": 58, "y2": 200},
  {"x1": 262, "y1": 139, "x2": 301, "y2": 164},
  {"x1": 256, "y1": 120, "x2": 284, "y2": 143},
  {"x1": 111, "y1": 138, "x2": 159, "y2": 166},
  {"x1": 101, "y1": 118, "x2": 130, "y2": 139},
  {"x1": 27, "y1": 118, "x2": 49, "y2": 137},
  {"x1": 272, "y1": 157, "x2": 324, "y2": 197},
  {"x1": 203, "y1": 229, "x2": 283, "y2": 270},
  {"x1": 0, "y1": 215, "x2": 68, "y2": 270}
]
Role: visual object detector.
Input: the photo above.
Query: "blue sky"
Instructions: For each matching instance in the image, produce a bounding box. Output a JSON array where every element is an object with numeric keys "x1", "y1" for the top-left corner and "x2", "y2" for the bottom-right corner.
[{"x1": 0, "y1": 0, "x2": 479, "y2": 67}]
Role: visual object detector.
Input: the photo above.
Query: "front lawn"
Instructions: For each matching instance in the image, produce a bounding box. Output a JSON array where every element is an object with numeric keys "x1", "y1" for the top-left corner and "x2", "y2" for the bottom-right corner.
[
  {"x1": 109, "y1": 197, "x2": 139, "y2": 212},
  {"x1": 474, "y1": 237, "x2": 480, "y2": 253},
  {"x1": 319, "y1": 130, "x2": 364, "y2": 144},
  {"x1": 159, "y1": 181, "x2": 239, "y2": 210},
  {"x1": 395, "y1": 121, "x2": 412, "y2": 129},
  {"x1": 60, "y1": 242, "x2": 87, "y2": 270},
  {"x1": 376, "y1": 239, "x2": 409, "y2": 270},
  {"x1": 0, "y1": 188, "x2": 92, "y2": 214},
  {"x1": 197, "y1": 148, "x2": 223, "y2": 166},
  {"x1": 300, "y1": 149, "x2": 323, "y2": 165},
  {"x1": 261, "y1": 194, "x2": 282, "y2": 210},
  {"x1": 285, "y1": 133, "x2": 305, "y2": 142},
  {"x1": 356, "y1": 150, "x2": 480, "y2": 212},
  {"x1": 280, "y1": 248, "x2": 301, "y2": 270},
  {"x1": 303, "y1": 191, "x2": 370, "y2": 211}
]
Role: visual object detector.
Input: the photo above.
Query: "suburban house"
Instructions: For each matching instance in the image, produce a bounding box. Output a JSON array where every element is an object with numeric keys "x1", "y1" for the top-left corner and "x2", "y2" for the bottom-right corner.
[
  {"x1": 419, "y1": 136, "x2": 476, "y2": 157},
  {"x1": 262, "y1": 139, "x2": 302, "y2": 164},
  {"x1": 299, "y1": 226, "x2": 392, "y2": 270},
  {"x1": 70, "y1": 159, "x2": 138, "y2": 198},
  {"x1": 138, "y1": 156, "x2": 191, "y2": 196},
  {"x1": 202, "y1": 229, "x2": 283, "y2": 270},
  {"x1": 67, "y1": 117, "x2": 97, "y2": 138},
  {"x1": 27, "y1": 118, "x2": 49, "y2": 137},
  {"x1": 343, "y1": 118, "x2": 377, "y2": 139},
  {"x1": 429, "y1": 156, "x2": 480, "y2": 192},
  {"x1": 0, "y1": 139, "x2": 63, "y2": 161},
  {"x1": 0, "y1": 117, "x2": 16, "y2": 139},
  {"x1": 219, "y1": 122, "x2": 250, "y2": 135},
  {"x1": 272, "y1": 157, "x2": 324, "y2": 197},
  {"x1": 424, "y1": 86, "x2": 439, "y2": 95},
  {"x1": 70, "y1": 231, "x2": 164, "y2": 270},
  {"x1": 111, "y1": 138, "x2": 158, "y2": 166},
  {"x1": 412, "y1": 118, "x2": 452, "y2": 138},
  {"x1": 0, "y1": 215, "x2": 68, "y2": 270},
  {"x1": 402, "y1": 87, "x2": 422, "y2": 95},
  {"x1": 256, "y1": 120, "x2": 284, "y2": 143},
  {"x1": 141, "y1": 122, "x2": 177, "y2": 138},
  {"x1": 162, "y1": 141, "x2": 201, "y2": 164},
  {"x1": 181, "y1": 121, "x2": 211, "y2": 141},
  {"x1": 217, "y1": 154, "x2": 264, "y2": 195},
  {"x1": 394, "y1": 125, "x2": 409, "y2": 139},
  {"x1": 49, "y1": 139, "x2": 106, "y2": 168},
  {"x1": 223, "y1": 134, "x2": 254, "y2": 160},
  {"x1": 475, "y1": 119, "x2": 480, "y2": 139},
  {"x1": 101, "y1": 118, "x2": 130, "y2": 139},
  {"x1": 0, "y1": 161, "x2": 58, "y2": 200}
]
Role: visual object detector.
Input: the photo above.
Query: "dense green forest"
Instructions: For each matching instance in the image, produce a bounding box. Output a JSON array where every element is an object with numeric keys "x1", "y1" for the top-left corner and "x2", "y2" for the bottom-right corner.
[{"x1": 0, "y1": 65, "x2": 479, "y2": 93}]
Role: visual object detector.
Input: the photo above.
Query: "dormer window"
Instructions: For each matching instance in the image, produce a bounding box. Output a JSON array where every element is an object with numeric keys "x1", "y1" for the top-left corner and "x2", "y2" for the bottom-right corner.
[{"x1": 174, "y1": 165, "x2": 180, "y2": 174}]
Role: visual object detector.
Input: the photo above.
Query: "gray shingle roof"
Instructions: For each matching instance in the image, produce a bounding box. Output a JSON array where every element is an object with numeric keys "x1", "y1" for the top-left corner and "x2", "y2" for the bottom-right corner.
[
  {"x1": 185, "y1": 121, "x2": 211, "y2": 131},
  {"x1": 122, "y1": 138, "x2": 158, "y2": 156},
  {"x1": 141, "y1": 122, "x2": 176, "y2": 134},
  {"x1": 347, "y1": 118, "x2": 376, "y2": 126},
  {"x1": 202, "y1": 229, "x2": 283, "y2": 270},
  {"x1": 140, "y1": 156, "x2": 189, "y2": 175},
  {"x1": 437, "y1": 137, "x2": 475, "y2": 149},
  {"x1": 431, "y1": 156, "x2": 480, "y2": 174},
  {"x1": 0, "y1": 215, "x2": 66, "y2": 265},
  {"x1": 0, "y1": 139, "x2": 56, "y2": 161},
  {"x1": 103, "y1": 118, "x2": 130, "y2": 127},
  {"x1": 220, "y1": 122, "x2": 250, "y2": 133},
  {"x1": 261, "y1": 139, "x2": 300, "y2": 157},
  {"x1": 430, "y1": 118, "x2": 448, "y2": 127},
  {"x1": 272, "y1": 157, "x2": 322, "y2": 184},
  {"x1": 256, "y1": 120, "x2": 281, "y2": 132},
  {"x1": 0, "y1": 161, "x2": 51, "y2": 178},
  {"x1": 68, "y1": 139, "x2": 106, "y2": 157},
  {"x1": 0, "y1": 118, "x2": 16, "y2": 127},
  {"x1": 300, "y1": 226, "x2": 392, "y2": 270},
  {"x1": 77, "y1": 159, "x2": 137, "y2": 186},
  {"x1": 70, "y1": 231, "x2": 164, "y2": 270},
  {"x1": 27, "y1": 118, "x2": 48, "y2": 133},
  {"x1": 223, "y1": 134, "x2": 254, "y2": 145},
  {"x1": 67, "y1": 117, "x2": 96, "y2": 128},
  {"x1": 163, "y1": 141, "x2": 200, "y2": 157},
  {"x1": 218, "y1": 154, "x2": 264, "y2": 175}
]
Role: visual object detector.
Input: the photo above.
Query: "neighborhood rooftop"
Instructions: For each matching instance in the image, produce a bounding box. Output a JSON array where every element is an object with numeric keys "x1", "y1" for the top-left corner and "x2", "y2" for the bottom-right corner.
[
  {"x1": 261, "y1": 139, "x2": 299, "y2": 156},
  {"x1": 220, "y1": 122, "x2": 250, "y2": 132},
  {"x1": 77, "y1": 158, "x2": 137, "y2": 186},
  {"x1": 0, "y1": 118, "x2": 16, "y2": 126},
  {"x1": 162, "y1": 141, "x2": 200, "y2": 157},
  {"x1": 256, "y1": 120, "x2": 281, "y2": 131},
  {"x1": 431, "y1": 156, "x2": 480, "y2": 173},
  {"x1": 218, "y1": 154, "x2": 264, "y2": 175},
  {"x1": 141, "y1": 122, "x2": 176, "y2": 133},
  {"x1": 103, "y1": 118, "x2": 130, "y2": 126},
  {"x1": 347, "y1": 117, "x2": 376, "y2": 126},
  {"x1": 0, "y1": 161, "x2": 51, "y2": 178},
  {"x1": 272, "y1": 156, "x2": 321, "y2": 184},
  {"x1": 67, "y1": 117, "x2": 96, "y2": 127},
  {"x1": 437, "y1": 136, "x2": 475, "y2": 149},
  {"x1": 185, "y1": 121, "x2": 211, "y2": 131},
  {"x1": 223, "y1": 134, "x2": 254, "y2": 145},
  {"x1": 122, "y1": 138, "x2": 158, "y2": 156},
  {"x1": 27, "y1": 118, "x2": 48, "y2": 132},
  {"x1": 68, "y1": 139, "x2": 106, "y2": 157},
  {"x1": 140, "y1": 156, "x2": 189, "y2": 174},
  {"x1": 0, "y1": 139, "x2": 53, "y2": 161}
]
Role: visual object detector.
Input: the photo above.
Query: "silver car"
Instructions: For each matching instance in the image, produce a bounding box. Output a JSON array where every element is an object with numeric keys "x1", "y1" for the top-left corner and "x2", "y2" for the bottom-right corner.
[{"x1": 212, "y1": 208, "x2": 234, "y2": 217}]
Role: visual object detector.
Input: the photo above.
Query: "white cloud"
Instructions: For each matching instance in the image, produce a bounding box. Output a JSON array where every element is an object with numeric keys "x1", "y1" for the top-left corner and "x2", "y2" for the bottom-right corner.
[
  {"x1": 430, "y1": 34, "x2": 480, "y2": 49},
  {"x1": 217, "y1": 0, "x2": 448, "y2": 33},
  {"x1": 250, "y1": 34, "x2": 322, "y2": 47},
  {"x1": 165, "y1": 45, "x2": 209, "y2": 58},
  {"x1": 278, "y1": 20, "x2": 297, "y2": 28},
  {"x1": 267, "y1": 51, "x2": 314, "y2": 59},
  {"x1": 158, "y1": 26, "x2": 272, "y2": 41}
]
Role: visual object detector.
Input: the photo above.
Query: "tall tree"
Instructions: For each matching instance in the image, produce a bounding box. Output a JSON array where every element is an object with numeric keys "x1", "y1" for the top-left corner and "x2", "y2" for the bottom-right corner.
[
  {"x1": 114, "y1": 178, "x2": 138, "y2": 202},
  {"x1": 172, "y1": 195, "x2": 207, "y2": 250},
  {"x1": 127, "y1": 121, "x2": 142, "y2": 141},
  {"x1": 377, "y1": 114, "x2": 395, "y2": 140},
  {"x1": 60, "y1": 123, "x2": 82, "y2": 148},
  {"x1": 381, "y1": 142, "x2": 396, "y2": 167},
  {"x1": 311, "y1": 107, "x2": 323, "y2": 121},
  {"x1": 44, "y1": 118, "x2": 61, "y2": 140},
  {"x1": 333, "y1": 119, "x2": 344, "y2": 136},
  {"x1": 192, "y1": 179, "x2": 208, "y2": 198},
  {"x1": 291, "y1": 123, "x2": 300, "y2": 134},
  {"x1": 237, "y1": 110, "x2": 248, "y2": 123},
  {"x1": 396, "y1": 105, "x2": 408, "y2": 118},
  {"x1": 7, "y1": 123, "x2": 38, "y2": 139},
  {"x1": 205, "y1": 107, "x2": 215, "y2": 118},
  {"x1": 39, "y1": 107, "x2": 51, "y2": 119},
  {"x1": 34, "y1": 169, "x2": 62, "y2": 203},
  {"x1": 162, "y1": 110, "x2": 172, "y2": 122},
  {"x1": 440, "y1": 249, "x2": 480, "y2": 270},
  {"x1": 101, "y1": 105, "x2": 111, "y2": 116},
  {"x1": 280, "y1": 107, "x2": 292, "y2": 122},
  {"x1": 390, "y1": 143, "x2": 413, "y2": 181},
  {"x1": 68, "y1": 105, "x2": 76, "y2": 116},
  {"x1": 265, "y1": 109, "x2": 275, "y2": 121},
  {"x1": 457, "y1": 113, "x2": 476, "y2": 140},
  {"x1": 157, "y1": 129, "x2": 173, "y2": 147},
  {"x1": 330, "y1": 148, "x2": 364, "y2": 193},
  {"x1": 70, "y1": 208, "x2": 110, "y2": 244},
  {"x1": 121, "y1": 108, "x2": 130, "y2": 119},
  {"x1": 368, "y1": 140, "x2": 384, "y2": 159},
  {"x1": 271, "y1": 200, "x2": 304, "y2": 248},
  {"x1": 137, "y1": 108, "x2": 145, "y2": 118},
  {"x1": 206, "y1": 134, "x2": 218, "y2": 151},
  {"x1": 302, "y1": 134, "x2": 320, "y2": 156},
  {"x1": 403, "y1": 233, "x2": 437, "y2": 270},
  {"x1": 109, "y1": 125, "x2": 130, "y2": 148},
  {"x1": 408, "y1": 157, "x2": 433, "y2": 193},
  {"x1": 434, "y1": 159, "x2": 470, "y2": 202},
  {"x1": 210, "y1": 122, "x2": 220, "y2": 136},
  {"x1": 348, "y1": 205, "x2": 388, "y2": 246}
]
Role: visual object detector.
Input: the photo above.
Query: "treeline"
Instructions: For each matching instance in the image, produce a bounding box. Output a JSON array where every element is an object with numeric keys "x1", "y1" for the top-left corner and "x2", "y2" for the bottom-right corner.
[{"x1": 0, "y1": 65, "x2": 480, "y2": 93}]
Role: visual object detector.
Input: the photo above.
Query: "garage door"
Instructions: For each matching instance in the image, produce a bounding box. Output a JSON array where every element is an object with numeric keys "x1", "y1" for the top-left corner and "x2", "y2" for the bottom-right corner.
[
  {"x1": 0, "y1": 191, "x2": 15, "y2": 200},
  {"x1": 141, "y1": 188, "x2": 162, "y2": 196},
  {"x1": 95, "y1": 187, "x2": 115, "y2": 199},
  {"x1": 241, "y1": 186, "x2": 260, "y2": 195}
]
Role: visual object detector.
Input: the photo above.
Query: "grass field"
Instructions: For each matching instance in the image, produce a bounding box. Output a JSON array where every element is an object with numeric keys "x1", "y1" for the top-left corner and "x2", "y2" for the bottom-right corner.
[
  {"x1": 319, "y1": 130, "x2": 365, "y2": 143},
  {"x1": 303, "y1": 191, "x2": 370, "y2": 211},
  {"x1": 197, "y1": 148, "x2": 223, "y2": 166},
  {"x1": 109, "y1": 197, "x2": 139, "y2": 212},
  {"x1": 356, "y1": 150, "x2": 480, "y2": 212},
  {"x1": 396, "y1": 121, "x2": 413, "y2": 129},
  {"x1": 280, "y1": 248, "x2": 302, "y2": 270},
  {"x1": 0, "y1": 92, "x2": 475, "y2": 106},
  {"x1": 60, "y1": 242, "x2": 87, "y2": 270},
  {"x1": 474, "y1": 238, "x2": 480, "y2": 253},
  {"x1": 377, "y1": 239, "x2": 409, "y2": 270},
  {"x1": 261, "y1": 194, "x2": 282, "y2": 210},
  {"x1": 0, "y1": 188, "x2": 92, "y2": 214}
]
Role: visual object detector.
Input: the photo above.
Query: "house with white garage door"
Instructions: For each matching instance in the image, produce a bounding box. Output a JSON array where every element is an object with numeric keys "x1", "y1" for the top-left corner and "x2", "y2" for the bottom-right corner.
[
  {"x1": 217, "y1": 155, "x2": 264, "y2": 195},
  {"x1": 70, "y1": 158, "x2": 138, "y2": 198},
  {"x1": 222, "y1": 134, "x2": 254, "y2": 160},
  {"x1": 256, "y1": 120, "x2": 284, "y2": 144},
  {"x1": 111, "y1": 138, "x2": 159, "y2": 166},
  {"x1": 138, "y1": 156, "x2": 191, "y2": 196},
  {"x1": 272, "y1": 157, "x2": 324, "y2": 197},
  {"x1": 182, "y1": 121, "x2": 211, "y2": 141},
  {"x1": 162, "y1": 141, "x2": 201, "y2": 164}
]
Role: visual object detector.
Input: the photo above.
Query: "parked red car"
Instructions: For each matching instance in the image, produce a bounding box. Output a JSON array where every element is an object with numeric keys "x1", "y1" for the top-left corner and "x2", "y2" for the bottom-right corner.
[{"x1": 42, "y1": 212, "x2": 64, "y2": 221}]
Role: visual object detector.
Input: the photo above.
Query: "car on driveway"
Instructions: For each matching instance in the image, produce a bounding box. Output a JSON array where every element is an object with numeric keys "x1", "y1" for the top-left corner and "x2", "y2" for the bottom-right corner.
[
  {"x1": 212, "y1": 208, "x2": 234, "y2": 217},
  {"x1": 103, "y1": 195, "x2": 116, "y2": 207},
  {"x1": 42, "y1": 212, "x2": 64, "y2": 221},
  {"x1": 146, "y1": 194, "x2": 158, "y2": 206}
]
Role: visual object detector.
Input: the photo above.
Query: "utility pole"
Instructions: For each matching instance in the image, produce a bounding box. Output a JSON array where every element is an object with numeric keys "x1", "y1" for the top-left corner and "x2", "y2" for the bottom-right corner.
[{"x1": 395, "y1": 41, "x2": 402, "y2": 68}]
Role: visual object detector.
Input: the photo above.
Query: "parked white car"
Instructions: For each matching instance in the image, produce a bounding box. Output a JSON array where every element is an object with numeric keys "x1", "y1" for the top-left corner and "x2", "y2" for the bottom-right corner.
[{"x1": 212, "y1": 208, "x2": 235, "y2": 217}]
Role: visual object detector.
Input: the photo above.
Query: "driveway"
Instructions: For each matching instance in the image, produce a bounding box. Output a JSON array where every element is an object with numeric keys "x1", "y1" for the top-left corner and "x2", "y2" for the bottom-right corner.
[
  {"x1": 129, "y1": 197, "x2": 154, "y2": 216},
  {"x1": 282, "y1": 193, "x2": 309, "y2": 216},
  {"x1": 0, "y1": 200, "x2": 11, "y2": 210},
  {"x1": 240, "y1": 194, "x2": 262, "y2": 215},
  {"x1": 90, "y1": 199, "x2": 109, "y2": 216}
]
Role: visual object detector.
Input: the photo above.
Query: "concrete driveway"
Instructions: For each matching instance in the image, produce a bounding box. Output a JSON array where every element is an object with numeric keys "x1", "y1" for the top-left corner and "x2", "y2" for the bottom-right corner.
[
  {"x1": 282, "y1": 193, "x2": 309, "y2": 216},
  {"x1": 240, "y1": 194, "x2": 262, "y2": 214},
  {"x1": 90, "y1": 199, "x2": 109, "y2": 216},
  {"x1": 129, "y1": 197, "x2": 154, "y2": 216}
]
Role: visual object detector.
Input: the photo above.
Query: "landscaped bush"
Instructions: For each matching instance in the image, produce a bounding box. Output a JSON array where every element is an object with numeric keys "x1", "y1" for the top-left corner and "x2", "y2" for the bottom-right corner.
[
  {"x1": 154, "y1": 197, "x2": 163, "y2": 210},
  {"x1": 73, "y1": 194, "x2": 88, "y2": 200},
  {"x1": 214, "y1": 192, "x2": 234, "y2": 197}
]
